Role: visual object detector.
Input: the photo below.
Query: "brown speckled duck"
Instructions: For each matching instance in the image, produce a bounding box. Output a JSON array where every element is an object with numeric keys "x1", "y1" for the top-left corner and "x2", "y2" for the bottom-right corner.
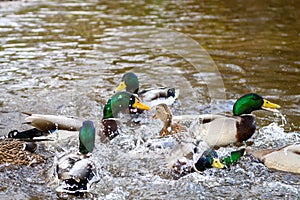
[
  {"x1": 153, "y1": 103, "x2": 187, "y2": 137},
  {"x1": 0, "y1": 140, "x2": 45, "y2": 166}
]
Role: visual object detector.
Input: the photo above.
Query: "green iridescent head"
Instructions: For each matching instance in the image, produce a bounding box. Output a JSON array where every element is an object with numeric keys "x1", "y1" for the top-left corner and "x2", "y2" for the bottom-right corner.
[
  {"x1": 194, "y1": 149, "x2": 224, "y2": 172},
  {"x1": 79, "y1": 120, "x2": 95, "y2": 154},
  {"x1": 233, "y1": 93, "x2": 280, "y2": 116},
  {"x1": 115, "y1": 72, "x2": 139, "y2": 94},
  {"x1": 103, "y1": 91, "x2": 150, "y2": 119}
]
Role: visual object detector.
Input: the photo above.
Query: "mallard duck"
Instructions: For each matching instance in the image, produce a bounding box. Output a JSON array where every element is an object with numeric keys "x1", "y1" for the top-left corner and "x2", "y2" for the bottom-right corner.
[
  {"x1": 170, "y1": 140, "x2": 245, "y2": 178},
  {"x1": 193, "y1": 149, "x2": 224, "y2": 172},
  {"x1": 15, "y1": 92, "x2": 149, "y2": 142},
  {"x1": 153, "y1": 103, "x2": 187, "y2": 137},
  {"x1": 0, "y1": 139, "x2": 45, "y2": 166},
  {"x1": 115, "y1": 72, "x2": 179, "y2": 108},
  {"x1": 55, "y1": 120, "x2": 96, "y2": 194},
  {"x1": 194, "y1": 148, "x2": 245, "y2": 172},
  {"x1": 152, "y1": 103, "x2": 244, "y2": 175},
  {"x1": 171, "y1": 148, "x2": 224, "y2": 177},
  {"x1": 101, "y1": 91, "x2": 151, "y2": 141},
  {"x1": 185, "y1": 93, "x2": 281, "y2": 147},
  {"x1": 246, "y1": 144, "x2": 300, "y2": 174}
]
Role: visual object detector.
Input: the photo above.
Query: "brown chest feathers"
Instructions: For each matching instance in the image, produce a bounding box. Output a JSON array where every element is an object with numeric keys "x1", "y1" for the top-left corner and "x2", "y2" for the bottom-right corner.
[{"x1": 236, "y1": 115, "x2": 256, "y2": 142}]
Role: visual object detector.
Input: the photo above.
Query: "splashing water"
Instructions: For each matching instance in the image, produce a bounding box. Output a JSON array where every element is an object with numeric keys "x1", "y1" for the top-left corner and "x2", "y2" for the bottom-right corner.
[
  {"x1": 274, "y1": 112, "x2": 288, "y2": 127},
  {"x1": 0, "y1": 0, "x2": 300, "y2": 199},
  {"x1": 254, "y1": 122, "x2": 300, "y2": 148}
]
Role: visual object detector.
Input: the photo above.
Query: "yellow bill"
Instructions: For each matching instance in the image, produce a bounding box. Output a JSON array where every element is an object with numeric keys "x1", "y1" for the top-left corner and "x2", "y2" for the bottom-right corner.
[
  {"x1": 132, "y1": 97, "x2": 151, "y2": 111},
  {"x1": 115, "y1": 81, "x2": 126, "y2": 93},
  {"x1": 211, "y1": 158, "x2": 224, "y2": 169},
  {"x1": 262, "y1": 99, "x2": 281, "y2": 113}
]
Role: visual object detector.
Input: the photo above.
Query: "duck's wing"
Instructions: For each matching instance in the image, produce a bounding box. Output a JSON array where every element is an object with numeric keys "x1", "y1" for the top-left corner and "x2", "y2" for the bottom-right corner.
[
  {"x1": 246, "y1": 147, "x2": 278, "y2": 161},
  {"x1": 56, "y1": 154, "x2": 96, "y2": 194},
  {"x1": 166, "y1": 139, "x2": 209, "y2": 168},
  {"x1": 221, "y1": 148, "x2": 245, "y2": 166},
  {"x1": 23, "y1": 113, "x2": 83, "y2": 132},
  {"x1": 173, "y1": 114, "x2": 240, "y2": 147},
  {"x1": 138, "y1": 87, "x2": 179, "y2": 107},
  {"x1": 172, "y1": 114, "x2": 234, "y2": 123}
]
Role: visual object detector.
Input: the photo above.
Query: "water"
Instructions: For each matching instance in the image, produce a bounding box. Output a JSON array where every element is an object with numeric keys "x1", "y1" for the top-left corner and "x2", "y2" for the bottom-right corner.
[{"x1": 0, "y1": 0, "x2": 299, "y2": 199}]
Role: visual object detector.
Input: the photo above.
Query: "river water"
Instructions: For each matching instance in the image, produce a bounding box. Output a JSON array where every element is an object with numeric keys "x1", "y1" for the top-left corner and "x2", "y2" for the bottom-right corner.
[{"x1": 0, "y1": 0, "x2": 299, "y2": 199}]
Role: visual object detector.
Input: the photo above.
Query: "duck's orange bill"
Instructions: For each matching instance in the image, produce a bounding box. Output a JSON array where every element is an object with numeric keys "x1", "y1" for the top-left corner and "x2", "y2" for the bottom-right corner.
[
  {"x1": 132, "y1": 98, "x2": 151, "y2": 111},
  {"x1": 262, "y1": 99, "x2": 281, "y2": 112}
]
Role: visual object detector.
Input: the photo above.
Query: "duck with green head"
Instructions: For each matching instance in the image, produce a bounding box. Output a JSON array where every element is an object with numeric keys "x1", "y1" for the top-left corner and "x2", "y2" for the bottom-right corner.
[
  {"x1": 171, "y1": 149, "x2": 224, "y2": 178},
  {"x1": 115, "y1": 72, "x2": 179, "y2": 108},
  {"x1": 193, "y1": 149, "x2": 224, "y2": 172},
  {"x1": 181, "y1": 93, "x2": 280, "y2": 147},
  {"x1": 18, "y1": 92, "x2": 150, "y2": 142},
  {"x1": 170, "y1": 140, "x2": 245, "y2": 178},
  {"x1": 55, "y1": 120, "x2": 96, "y2": 194},
  {"x1": 101, "y1": 91, "x2": 151, "y2": 140},
  {"x1": 193, "y1": 148, "x2": 245, "y2": 172}
]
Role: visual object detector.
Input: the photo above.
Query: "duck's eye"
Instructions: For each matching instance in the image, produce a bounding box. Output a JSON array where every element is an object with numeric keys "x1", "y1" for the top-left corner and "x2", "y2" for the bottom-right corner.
[{"x1": 134, "y1": 100, "x2": 140, "y2": 105}]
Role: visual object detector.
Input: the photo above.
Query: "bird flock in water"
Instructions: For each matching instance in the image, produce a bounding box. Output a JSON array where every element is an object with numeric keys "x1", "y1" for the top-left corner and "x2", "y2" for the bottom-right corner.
[{"x1": 1, "y1": 72, "x2": 299, "y2": 196}]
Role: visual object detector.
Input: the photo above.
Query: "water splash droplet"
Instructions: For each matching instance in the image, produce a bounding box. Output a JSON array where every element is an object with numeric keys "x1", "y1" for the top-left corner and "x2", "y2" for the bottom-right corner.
[{"x1": 275, "y1": 111, "x2": 287, "y2": 127}]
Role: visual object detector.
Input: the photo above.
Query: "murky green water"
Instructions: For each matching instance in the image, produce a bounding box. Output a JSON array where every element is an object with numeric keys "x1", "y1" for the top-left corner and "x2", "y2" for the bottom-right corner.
[{"x1": 0, "y1": 0, "x2": 299, "y2": 199}]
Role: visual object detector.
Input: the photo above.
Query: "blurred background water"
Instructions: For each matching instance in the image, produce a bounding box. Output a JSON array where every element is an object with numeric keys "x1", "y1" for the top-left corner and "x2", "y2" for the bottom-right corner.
[{"x1": 0, "y1": 0, "x2": 299, "y2": 199}]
